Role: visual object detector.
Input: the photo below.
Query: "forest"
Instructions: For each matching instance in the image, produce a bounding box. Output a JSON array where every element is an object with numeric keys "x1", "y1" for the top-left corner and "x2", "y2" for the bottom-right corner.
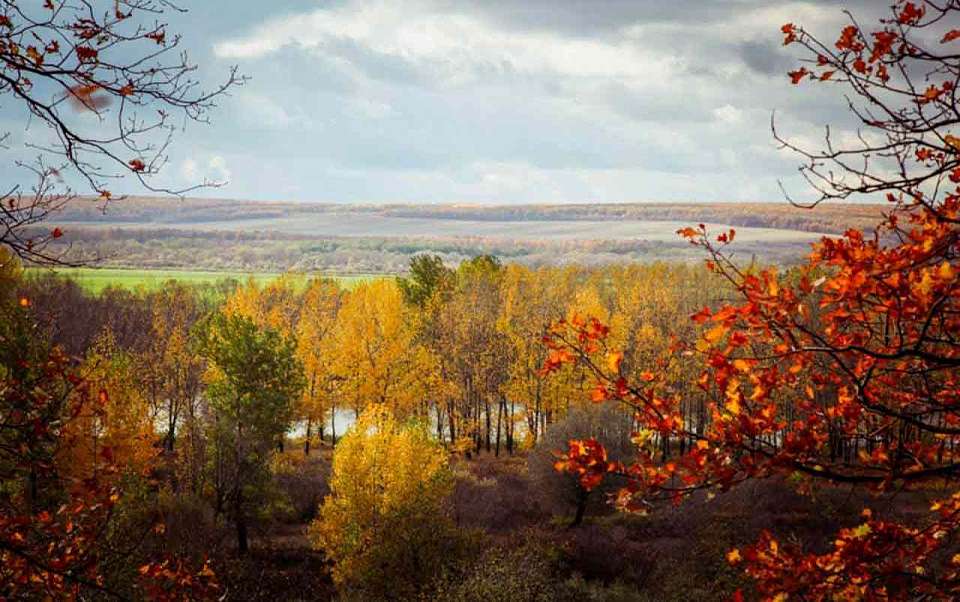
[
  {"x1": 2, "y1": 0, "x2": 960, "y2": 600},
  {"x1": 4, "y1": 256, "x2": 739, "y2": 599},
  {"x1": 34, "y1": 198, "x2": 862, "y2": 273}
]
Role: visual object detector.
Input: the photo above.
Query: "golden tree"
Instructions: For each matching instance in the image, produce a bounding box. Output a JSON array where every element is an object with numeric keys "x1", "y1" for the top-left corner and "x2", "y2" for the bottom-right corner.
[{"x1": 310, "y1": 404, "x2": 455, "y2": 598}]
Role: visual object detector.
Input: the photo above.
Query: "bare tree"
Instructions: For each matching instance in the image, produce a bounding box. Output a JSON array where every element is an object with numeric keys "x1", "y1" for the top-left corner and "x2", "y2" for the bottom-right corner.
[
  {"x1": 0, "y1": 0, "x2": 243, "y2": 265},
  {"x1": 773, "y1": 0, "x2": 960, "y2": 218}
]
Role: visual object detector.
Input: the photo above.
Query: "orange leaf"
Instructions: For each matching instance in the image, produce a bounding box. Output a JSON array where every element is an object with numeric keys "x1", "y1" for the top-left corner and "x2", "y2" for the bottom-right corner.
[{"x1": 704, "y1": 324, "x2": 729, "y2": 344}]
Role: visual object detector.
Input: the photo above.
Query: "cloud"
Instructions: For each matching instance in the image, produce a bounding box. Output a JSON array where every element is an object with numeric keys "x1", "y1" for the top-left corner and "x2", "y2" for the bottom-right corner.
[
  {"x1": 180, "y1": 155, "x2": 232, "y2": 185},
  {"x1": 235, "y1": 93, "x2": 296, "y2": 128},
  {"x1": 188, "y1": 0, "x2": 890, "y2": 202},
  {"x1": 213, "y1": 1, "x2": 679, "y2": 87}
]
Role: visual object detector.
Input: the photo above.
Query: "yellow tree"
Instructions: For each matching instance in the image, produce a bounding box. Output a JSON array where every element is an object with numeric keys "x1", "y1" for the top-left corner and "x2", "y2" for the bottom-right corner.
[
  {"x1": 295, "y1": 278, "x2": 343, "y2": 453},
  {"x1": 606, "y1": 263, "x2": 718, "y2": 456},
  {"x1": 310, "y1": 404, "x2": 455, "y2": 598},
  {"x1": 141, "y1": 282, "x2": 205, "y2": 454},
  {"x1": 432, "y1": 257, "x2": 510, "y2": 455},
  {"x1": 499, "y1": 265, "x2": 561, "y2": 449},
  {"x1": 60, "y1": 330, "x2": 157, "y2": 482},
  {"x1": 331, "y1": 279, "x2": 435, "y2": 421},
  {"x1": 223, "y1": 274, "x2": 301, "y2": 336}
]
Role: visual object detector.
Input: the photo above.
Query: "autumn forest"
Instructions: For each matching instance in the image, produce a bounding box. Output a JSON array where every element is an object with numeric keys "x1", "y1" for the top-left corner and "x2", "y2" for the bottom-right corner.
[{"x1": 2, "y1": 1, "x2": 960, "y2": 601}]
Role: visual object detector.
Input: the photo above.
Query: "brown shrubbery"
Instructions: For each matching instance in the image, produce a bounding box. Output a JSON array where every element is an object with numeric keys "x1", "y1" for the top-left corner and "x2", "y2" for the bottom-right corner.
[{"x1": 528, "y1": 404, "x2": 635, "y2": 525}]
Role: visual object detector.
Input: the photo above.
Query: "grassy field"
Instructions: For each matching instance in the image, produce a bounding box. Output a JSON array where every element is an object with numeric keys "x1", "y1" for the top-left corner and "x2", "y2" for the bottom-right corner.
[{"x1": 25, "y1": 267, "x2": 378, "y2": 294}]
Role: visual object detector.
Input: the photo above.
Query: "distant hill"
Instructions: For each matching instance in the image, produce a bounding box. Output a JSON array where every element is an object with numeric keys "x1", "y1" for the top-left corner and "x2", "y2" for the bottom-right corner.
[
  {"x1": 55, "y1": 197, "x2": 883, "y2": 235},
  {"x1": 33, "y1": 198, "x2": 885, "y2": 273}
]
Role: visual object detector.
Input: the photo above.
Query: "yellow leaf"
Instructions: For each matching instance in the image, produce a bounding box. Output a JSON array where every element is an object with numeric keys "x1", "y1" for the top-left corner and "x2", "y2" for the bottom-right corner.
[
  {"x1": 606, "y1": 351, "x2": 623, "y2": 373},
  {"x1": 726, "y1": 548, "x2": 742, "y2": 564},
  {"x1": 946, "y1": 134, "x2": 960, "y2": 152},
  {"x1": 725, "y1": 378, "x2": 742, "y2": 415},
  {"x1": 918, "y1": 270, "x2": 935, "y2": 296},
  {"x1": 850, "y1": 523, "x2": 872, "y2": 538}
]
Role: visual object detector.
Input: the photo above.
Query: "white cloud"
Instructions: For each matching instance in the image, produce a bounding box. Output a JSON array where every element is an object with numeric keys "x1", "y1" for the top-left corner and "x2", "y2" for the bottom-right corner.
[
  {"x1": 713, "y1": 104, "x2": 743, "y2": 125},
  {"x1": 214, "y1": 1, "x2": 678, "y2": 85},
  {"x1": 180, "y1": 155, "x2": 232, "y2": 185},
  {"x1": 236, "y1": 93, "x2": 296, "y2": 128},
  {"x1": 193, "y1": 0, "x2": 880, "y2": 202},
  {"x1": 348, "y1": 98, "x2": 394, "y2": 120}
]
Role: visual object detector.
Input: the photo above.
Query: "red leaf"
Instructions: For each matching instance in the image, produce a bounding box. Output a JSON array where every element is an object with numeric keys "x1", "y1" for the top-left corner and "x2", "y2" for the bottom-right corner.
[
  {"x1": 75, "y1": 46, "x2": 98, "y2": 62},
  {"x1": 788, "y1": 67, "x2": 809, "y2": 84}
]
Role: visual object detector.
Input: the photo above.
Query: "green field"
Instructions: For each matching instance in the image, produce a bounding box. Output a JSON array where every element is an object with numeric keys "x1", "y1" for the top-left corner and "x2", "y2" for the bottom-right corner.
[{"x1": 25, "y1": 267, "x2": 378, "y2": 294}]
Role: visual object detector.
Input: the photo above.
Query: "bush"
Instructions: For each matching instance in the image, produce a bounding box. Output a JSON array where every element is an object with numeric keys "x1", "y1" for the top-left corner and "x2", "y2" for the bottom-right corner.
[
  {"x1": 272, "y1": 450, "x2": 331, "y2": 522},
  {"x1": 528, "y1": 403, "x2": 635, "y2": 525},
  {"x1": 427, "y1": 538, "x2": 567, "y2": 602},
  {"x1": 310, "y1": 404, "x2": 464, "y2": 599},
  {"x1": 450, "y1": 455, "x2": 544, "y2": 533}
]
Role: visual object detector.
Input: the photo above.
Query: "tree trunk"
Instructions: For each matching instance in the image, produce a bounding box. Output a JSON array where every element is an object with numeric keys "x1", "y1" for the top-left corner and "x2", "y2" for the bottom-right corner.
[
  {"x1": 495, "y1": 398, "x2": 503, "y2": 457},
  {"x1": 235, "y1": 506, "x2": 248, "y2": 554},
  {"x1": 233, "y1": 487, "x2": 249, "y2": 556},
  {"x1": 484, "y1": 399, "x2": 491, "y2": 453},
  {"x1": 570, "y1": 488, "x2": 589, "y2": 528},
  {"x1": 507, "y1": 397, "x2": 515, "y2": 454}
]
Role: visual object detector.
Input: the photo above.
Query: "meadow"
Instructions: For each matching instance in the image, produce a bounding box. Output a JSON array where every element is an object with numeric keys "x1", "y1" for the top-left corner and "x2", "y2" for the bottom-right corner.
[{"x1": 25, "y1": 267, "x2": 377, "y2": 293}]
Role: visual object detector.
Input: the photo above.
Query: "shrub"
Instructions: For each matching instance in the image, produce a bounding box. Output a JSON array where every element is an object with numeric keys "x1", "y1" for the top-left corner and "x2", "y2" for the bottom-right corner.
[
  {"x1": 310, "y1": 404, "x2": 462, "y2": 599},
  {"x1": 272, "y1": 449, "x2": 331, "y2": 522},
  {"x1": 528, "y1": 403, "x2": 634, "y2": 525},
  {"x1": 426, "y1": 538, "x2": 567, "y2": 602}
]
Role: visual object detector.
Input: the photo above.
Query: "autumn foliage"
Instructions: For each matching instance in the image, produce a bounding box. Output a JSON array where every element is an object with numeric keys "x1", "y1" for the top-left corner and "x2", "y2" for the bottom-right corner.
[
  {"x1": 0, "y1": 250, "x2": 218, "y2": 599},
  {"x1": 310, "y1": 404, "x2": 457, "y2": 598},
  {"x1": 544, "y1": 1, "x2": 960, "y2": 598}
]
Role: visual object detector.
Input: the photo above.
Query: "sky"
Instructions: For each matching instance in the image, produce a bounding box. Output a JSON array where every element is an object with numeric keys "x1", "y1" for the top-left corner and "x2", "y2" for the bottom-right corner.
[{"x1": 5, "y1": 0, "x2": 889, "y2": 204}]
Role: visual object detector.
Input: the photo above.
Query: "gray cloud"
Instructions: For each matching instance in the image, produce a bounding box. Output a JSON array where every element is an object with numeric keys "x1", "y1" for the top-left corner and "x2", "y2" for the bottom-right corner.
[
  {"x1": 1, "y1": 0, "x2": 894, "y2": 204},
  {"x1": 738, "y1": 40, "x2": 794, "y2": 76}
]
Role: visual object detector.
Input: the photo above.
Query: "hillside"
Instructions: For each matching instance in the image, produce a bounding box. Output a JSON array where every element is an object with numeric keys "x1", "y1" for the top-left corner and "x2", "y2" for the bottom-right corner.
[{"x1": 36, "y1": 198, "x2": 882, "y2": 272}]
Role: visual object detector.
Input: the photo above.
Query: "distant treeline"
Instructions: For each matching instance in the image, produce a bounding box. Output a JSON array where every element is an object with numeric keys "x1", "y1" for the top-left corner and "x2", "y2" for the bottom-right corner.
[
  {"x1": 31, "y1": 226, "x2": 814, "y2": 273},
  {"x1": 54, "y1": 197, "x2": 882, "y2": 235},
  {"x1": 379, "y1": 202, "x2": 882, "y2": 234}
]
